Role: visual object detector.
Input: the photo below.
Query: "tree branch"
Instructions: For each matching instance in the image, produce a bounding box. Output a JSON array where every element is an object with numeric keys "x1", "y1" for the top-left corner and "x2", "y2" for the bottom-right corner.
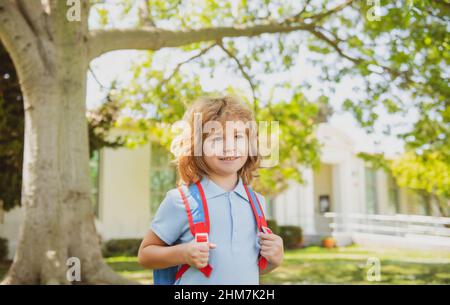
[
  {"x1": 432, "y1": 0, "x2": 450, "y2": 9},
  {"x1": 0, "y1": 0, "x2": 34, "y2": 38},
  {"x1": 16, "y1": 0, "x2": 47, "y2": 36},
  {"x1": 308, "y1": 0, "x2": 355, "y2": 22},
  {"x1": 88, "y1": 22, "x2": 314, "y2": 60},
  {"x1": 285, "y1": 0, "x2": 355, "y2": 24},
  {"x1": 217, "y1": 41, "x2": 258, "y2": 108},
  {"x1": 0, "y1": 0, "x2": 46, "y2": 78},
  {"x1": 307, "y1": 27, "x2": 362, "y2": 64},
  {"x1": 88, "y1": 1, "x2": 355, "y2": 61},
  {"x1": 159, "y1": 42, "x2": 217, "y2": 87},
  {"x1": 138, "y1": 0, "x2": 156, "y2": 27},
  {"x1": 88, "y1": 65, "x2": 108, "y2": 90},
  {"x1": 15, "y1": 1, "x2": 39, "y2": 31},
  {"x1": 309, "y1": 26, "x2": 414, "y2": 86},
  {"x1": 284, "y1": 0, "x2": 312, "y2": 23},
  {"x1": 48, "y1": 0, "x2": 90, "y2": 30}
]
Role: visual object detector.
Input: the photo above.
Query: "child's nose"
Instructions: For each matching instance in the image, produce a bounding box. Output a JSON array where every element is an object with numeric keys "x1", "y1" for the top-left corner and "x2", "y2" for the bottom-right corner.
[{"x1": 223, "y1": 145, "x2": 236, "y2": 156}]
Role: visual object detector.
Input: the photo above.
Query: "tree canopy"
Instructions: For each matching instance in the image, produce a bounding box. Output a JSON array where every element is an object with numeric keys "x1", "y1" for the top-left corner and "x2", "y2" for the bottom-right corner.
[{"x1": 91, "y1": 0, "x2": 449, "y2": 196}]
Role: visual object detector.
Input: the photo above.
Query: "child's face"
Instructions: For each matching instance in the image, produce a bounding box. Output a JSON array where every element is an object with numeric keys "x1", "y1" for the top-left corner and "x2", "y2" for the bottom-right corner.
[{"x1": 203, "y1": 123, "x2": 248, "y2": 177}]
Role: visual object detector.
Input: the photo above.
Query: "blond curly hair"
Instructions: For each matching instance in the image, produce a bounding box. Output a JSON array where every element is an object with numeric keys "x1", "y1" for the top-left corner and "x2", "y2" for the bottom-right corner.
[{"x1": 176, "y1": 95, "x2": 260, "y2": 185}]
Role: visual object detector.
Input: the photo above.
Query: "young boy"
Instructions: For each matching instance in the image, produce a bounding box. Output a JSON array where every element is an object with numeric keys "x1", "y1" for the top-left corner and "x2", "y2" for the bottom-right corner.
[{"x1": 138, "y1": 96, "x2": 283, "y2": 284}]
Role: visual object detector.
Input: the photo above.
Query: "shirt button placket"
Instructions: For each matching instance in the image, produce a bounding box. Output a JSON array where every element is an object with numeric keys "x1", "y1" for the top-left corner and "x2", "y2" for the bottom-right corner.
[{"x1": 229, "y1": 192, "x2": 239, "y2": 253}]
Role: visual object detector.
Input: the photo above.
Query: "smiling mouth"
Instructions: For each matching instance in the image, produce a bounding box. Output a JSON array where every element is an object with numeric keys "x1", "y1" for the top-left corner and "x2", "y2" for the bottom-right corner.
[{"x1": 218, "y1": 157, "x2": 239, "y2": 161}]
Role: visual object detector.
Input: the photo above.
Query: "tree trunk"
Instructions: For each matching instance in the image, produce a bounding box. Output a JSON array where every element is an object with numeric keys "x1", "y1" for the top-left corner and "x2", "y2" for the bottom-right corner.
[
  {"x1": 2, "y1": 42, "x2": 130, "y2": 286},
  {"x1": 1, "y1": 1, "x2": 131, "y2": 284},
  {"x1": 432, "y1": 194, "x2": 449, "y2": 218}
]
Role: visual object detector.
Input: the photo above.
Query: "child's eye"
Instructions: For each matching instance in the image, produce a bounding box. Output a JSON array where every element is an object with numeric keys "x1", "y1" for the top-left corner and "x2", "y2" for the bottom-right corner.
[{"x1": 235, "y1": 134, "x2": 245, "y2": 139}]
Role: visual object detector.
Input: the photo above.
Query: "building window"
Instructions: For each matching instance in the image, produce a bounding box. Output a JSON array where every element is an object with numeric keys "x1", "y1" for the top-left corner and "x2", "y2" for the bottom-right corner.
[
  {"x1": 365, "y1": 167, "x2": 378, "y2": 214},
  {"x1": 387, "y1": 174, "x2": 400, "y2": 214},
  {"x1": 319, "y1": 195, "x2": 331, "y2": 214},
  {"x1": 150, "y1": 143, "x2": 177, "y2": 216},
  {"x1": 90, "y1": 150, "x2": 100, "y2": 218}
]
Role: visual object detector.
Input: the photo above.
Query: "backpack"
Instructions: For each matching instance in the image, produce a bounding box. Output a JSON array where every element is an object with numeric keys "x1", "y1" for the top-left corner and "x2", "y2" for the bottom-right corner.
[{"x1": 153, "y1": 180, "x2": 272, "y2": 285}]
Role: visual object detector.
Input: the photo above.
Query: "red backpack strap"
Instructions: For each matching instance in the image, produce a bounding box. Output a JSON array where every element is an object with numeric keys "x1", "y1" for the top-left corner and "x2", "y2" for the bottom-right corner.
[
  {"x1": 175, "y1": 181, "x2": 212, "y2": 280},
  {"x1": 178, "y1": 185, "x2": 195, "y2": 235},
  {"x1": 243, "y1": 184, "x2": 268, "y2": 231},
  {"x1": 243, "y1": 184, "x2": 271, "y2": 271},
  {"x1": 254, "y1": 191, "x2": 268, "y2": 228},
  {"x1": 193, "y1": 180, "x2": 210, "y2": 234}
]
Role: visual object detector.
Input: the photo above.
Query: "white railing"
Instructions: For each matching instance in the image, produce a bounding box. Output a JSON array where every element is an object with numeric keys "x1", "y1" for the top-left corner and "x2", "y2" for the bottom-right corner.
[{"x1": 324, "y1": 212, "x2": 450, "y2": 238}]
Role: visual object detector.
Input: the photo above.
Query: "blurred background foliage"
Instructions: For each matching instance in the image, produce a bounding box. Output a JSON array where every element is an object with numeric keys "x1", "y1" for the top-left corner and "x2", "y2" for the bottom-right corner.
[
  {"x1": 1, "y1": 0, "x2": 449, "y2": 207},
  {"x1": 96, "y1": 0, "x2": 449, "y2": 199}
]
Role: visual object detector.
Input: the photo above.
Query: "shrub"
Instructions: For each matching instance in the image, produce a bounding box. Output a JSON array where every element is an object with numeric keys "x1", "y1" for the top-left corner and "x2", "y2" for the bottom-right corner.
[
  {"x1": 102, "y1": 238, "x2": 141, "y2": 258},
  {"x1": 278, "y1": 225, "x2": 303, "y2": 249},
  {"x1": 0, "y1": 237, "x2": 8, "y2": 261},
  {"x1": 266, "y1": 219, "x2": 281, "y2": 235}
]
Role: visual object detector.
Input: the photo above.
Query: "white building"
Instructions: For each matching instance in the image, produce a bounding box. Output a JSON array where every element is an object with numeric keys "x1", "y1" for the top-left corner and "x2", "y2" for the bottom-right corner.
[
  {"x1": 1, "y1": 123, "x2": 449, "y2": 258},
  {"x1": 270, "y1": 124, "x2": 450, "y2": 250}
]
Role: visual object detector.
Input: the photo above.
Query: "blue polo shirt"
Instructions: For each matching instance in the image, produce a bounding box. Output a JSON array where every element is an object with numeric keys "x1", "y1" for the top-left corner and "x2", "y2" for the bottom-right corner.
[{"x1": 150, "y1": 176, "x2": 267, "y2": 285}]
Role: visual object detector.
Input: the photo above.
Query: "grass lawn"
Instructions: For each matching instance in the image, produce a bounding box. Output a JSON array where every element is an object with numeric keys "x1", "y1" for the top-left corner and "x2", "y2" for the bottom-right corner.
[
  {"x1": 1, "y1": 245, "x2": 449, "y2": 284},
  {"x1": 105, "y1": 245, "x2": 450, "y2": 285}
]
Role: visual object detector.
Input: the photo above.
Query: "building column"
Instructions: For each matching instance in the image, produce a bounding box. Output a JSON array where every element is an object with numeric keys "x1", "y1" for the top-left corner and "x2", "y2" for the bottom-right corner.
[
  {"x1": 272, "y1": 168, "x2": 316, "y2": 235},
  {"x1": 332, "y1": 159, "x2": 361, "y2": 246},
  {"x1": 299, "y1": 167, "x2": 316, "y2": 235}
]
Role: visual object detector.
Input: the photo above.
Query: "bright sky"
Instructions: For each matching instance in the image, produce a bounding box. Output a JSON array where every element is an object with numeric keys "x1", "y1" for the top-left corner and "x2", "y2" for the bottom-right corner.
[{"x1": 86, "y1": 2, "x2": 407, "y2": 157}]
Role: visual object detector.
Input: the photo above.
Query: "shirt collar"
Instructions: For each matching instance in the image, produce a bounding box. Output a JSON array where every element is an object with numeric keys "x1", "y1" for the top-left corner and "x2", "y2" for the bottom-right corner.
[{"x1": 200, "y1": 176, "x2": 249, "y2": 202}]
